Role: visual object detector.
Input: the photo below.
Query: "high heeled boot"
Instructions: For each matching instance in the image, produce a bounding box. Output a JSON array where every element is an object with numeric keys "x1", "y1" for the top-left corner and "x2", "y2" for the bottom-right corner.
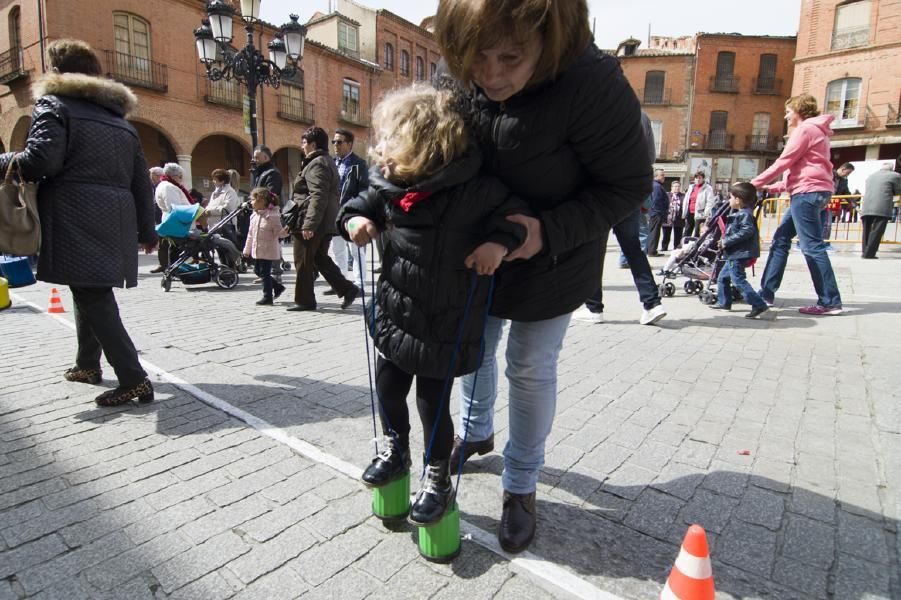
[
  {"x1": 361, "y1": 437, "x2": 411, "y2": 488},
  {"x1": 409, "y1": 457, "x2": 454, "y2": 526}
]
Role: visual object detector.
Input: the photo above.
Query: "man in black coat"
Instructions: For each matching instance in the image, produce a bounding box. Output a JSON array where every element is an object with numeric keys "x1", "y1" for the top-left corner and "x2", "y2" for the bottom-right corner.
[
  {"x1": 251, "y1": 145, "x2": 284, "y2": 280},
  {"x1": 646, "y1": 169, "x2": 669, "y2": 256}
]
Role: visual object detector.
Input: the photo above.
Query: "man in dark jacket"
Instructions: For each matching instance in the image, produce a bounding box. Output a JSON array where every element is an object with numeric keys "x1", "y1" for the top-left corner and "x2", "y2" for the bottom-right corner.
[
  {"x1": 645, "y1": 169, "x2": 669, "y2": 256},
  {"x1": 328, "y1": 128, "x2": 369, "y2": 284},
  {"x1": 287, "y1": 127, "x2": 359, "y2": 311},
  {"x1": 251, "y1": 145, "x2": 284, "y2": 280},
  {"x1": 0, "y1": 39, "x2": 157, "y2": 406}
]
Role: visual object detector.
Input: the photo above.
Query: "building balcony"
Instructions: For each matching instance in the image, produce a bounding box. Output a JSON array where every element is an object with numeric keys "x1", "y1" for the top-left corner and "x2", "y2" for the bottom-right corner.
[
  {"x1": 887, "y1": 106, "x2": 901, "y2": 129},
  {"x1": 104, "y1": 50, "x2": 168, "y2": 92},
  {"x1": 831, "y1": 26, "x2": 869, "y2": 51},
  {"x1": 831, "y1": 109, "x2": 871, "y2": 131},
  {"x1": 709, "y1": 76, "x2": 740, "y2": 94},
  {"x1": 752, "y1": 77, "x2": 783, "y2": 96},
  {"x1": 0, "y1": 47, "x2": 27, "y2": 85},
  {"x1": 338, "y1": 106, "x2": 369, "y2": 127},
  {"x1": 745, "y1": 134, "x2": 780, "y2": 152},
  {"x1": 277, "y1": 95, "x2": 314, "y2": 124},
  {"x1": 204, "y1": 78, "x2": 242, "y2": 109},
  {"x1": 703, "y1": 131, "x2": 734, "y2": 150},
  {"x1": 637, "y1": 88, "x2": 672, "y2": 106}
]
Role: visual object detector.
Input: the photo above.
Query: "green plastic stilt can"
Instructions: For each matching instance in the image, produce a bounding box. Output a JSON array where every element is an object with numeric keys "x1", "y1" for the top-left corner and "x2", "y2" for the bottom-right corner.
[
  {"x1": 371, "y1": 473, "x2": 410, "y2": 523},
  {"x1": 417, "y1": 501, "x2": 461, "y2": 563}
]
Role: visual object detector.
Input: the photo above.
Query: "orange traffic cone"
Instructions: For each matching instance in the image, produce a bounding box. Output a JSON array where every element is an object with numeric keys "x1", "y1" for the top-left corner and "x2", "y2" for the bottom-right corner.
[
  {"x1": 661, "y1": 524, "x2": 715, "y2": 600},
  {"x1": 48, "y1": 288, "x2": 65, "y2": 314}
]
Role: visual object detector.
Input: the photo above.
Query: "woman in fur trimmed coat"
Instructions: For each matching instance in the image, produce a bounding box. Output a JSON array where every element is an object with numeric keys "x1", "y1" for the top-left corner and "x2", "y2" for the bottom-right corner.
[{"x1": 0, "y1": 39, "x2": 157, "y2": 407}]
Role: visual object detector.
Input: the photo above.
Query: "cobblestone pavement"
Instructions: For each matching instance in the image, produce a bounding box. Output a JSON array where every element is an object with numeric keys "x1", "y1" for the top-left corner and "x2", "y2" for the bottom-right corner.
[{"x1": 1, "y1": 242, "x2": 899, "y2": 599}]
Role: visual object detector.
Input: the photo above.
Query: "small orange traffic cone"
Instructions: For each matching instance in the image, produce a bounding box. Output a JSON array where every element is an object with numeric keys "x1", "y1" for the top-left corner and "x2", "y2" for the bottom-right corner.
[
  {"x1": 661, "y1": 524, "x2": 715, "y2": 600},
  {"x1": 48, "y1": 288, "x2": 65, "y2": 314}
]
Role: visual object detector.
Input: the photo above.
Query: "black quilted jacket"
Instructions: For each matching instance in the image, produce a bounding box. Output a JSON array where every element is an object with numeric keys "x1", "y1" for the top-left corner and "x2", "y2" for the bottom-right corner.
[
  {"x1": 460, "y1": 44, "x2": 652, "y2": 321},
  {"x1": 337, "y1": 150, "x2": 527, "y2": 379},
  {"x1": 0, "y1": 73, "x2": 156, "y2": 288}
]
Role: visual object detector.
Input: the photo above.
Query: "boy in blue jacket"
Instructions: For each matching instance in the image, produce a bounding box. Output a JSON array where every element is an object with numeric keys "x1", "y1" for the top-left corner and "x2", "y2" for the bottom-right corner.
[{"x1": 712, "y1": 182, "x2": 770, "y2": 319}]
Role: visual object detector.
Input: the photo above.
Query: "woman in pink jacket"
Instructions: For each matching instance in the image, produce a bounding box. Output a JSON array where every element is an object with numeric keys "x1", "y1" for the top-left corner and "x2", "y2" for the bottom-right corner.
[
  {"x1": 243, "y1": 187, "x2": 287, "y2": 305},
  {"x1": 752, "y1": 94, "x2": 843, "y2": 316}
]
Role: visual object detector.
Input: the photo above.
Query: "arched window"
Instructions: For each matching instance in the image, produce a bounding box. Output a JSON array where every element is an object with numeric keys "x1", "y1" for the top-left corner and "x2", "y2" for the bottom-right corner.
[
  {"x1": 113, "y1": 12, "x2": 152, "y2": 83},
  {"x1": 713, "y1": 51, "x2": 736, "y2": 91},
  {"x1": 6, "y1": 6, "x2": 22, "y2": 75},
  {"x1": 383, "y1": 42, "x2": 394, "y2": 71},
  {"x1": 8, "y1": 7, "x2": 20, "y2": 50},
  {"x1": 643, "y1": 71, "x2": 665, "y2": 104},
  {"x1": 415, "y1": 56, "x2": 424, "y2": 81},
  {"x1": 430, "y1": 62, "x2": 437, "y2": 80},
  {"x1": 826, "y1": 78, "x2": 862, "y2": 127},
  {"x1": 400, "y1": 50, "x2": 410, "y2": 77},
  {"x1": 832, "y1": 1, "x2": 871, "y2": 49}
]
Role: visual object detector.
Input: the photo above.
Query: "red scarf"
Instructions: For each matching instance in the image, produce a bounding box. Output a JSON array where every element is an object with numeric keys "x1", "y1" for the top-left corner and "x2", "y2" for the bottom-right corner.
[
  {"x1": 395, "y1": 191, "x2": 432, "y2": 212},
  {"x1": 161, "y1": 175, "x2": 196, "y2": 204}
]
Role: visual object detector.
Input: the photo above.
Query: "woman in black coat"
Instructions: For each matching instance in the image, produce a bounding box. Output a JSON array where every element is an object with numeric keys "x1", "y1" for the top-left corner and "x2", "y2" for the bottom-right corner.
[
  {"x1": 0, "y1": 40, "x2": 157, "y2": 406},
  {"x1": 435, "y1": 0, "x2": 652, "y2": 553}
]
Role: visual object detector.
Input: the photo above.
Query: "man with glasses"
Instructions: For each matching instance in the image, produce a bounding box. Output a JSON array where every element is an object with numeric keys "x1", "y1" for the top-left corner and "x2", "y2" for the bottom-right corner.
[{"x1": 327, "y1": 129, "x2": 370, "y2": 292}]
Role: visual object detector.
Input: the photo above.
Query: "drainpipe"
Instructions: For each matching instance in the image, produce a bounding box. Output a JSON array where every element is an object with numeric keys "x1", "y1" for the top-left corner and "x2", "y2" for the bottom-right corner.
[{"x1": 37, "y1": 0, "x2": 45, "y2": 72}]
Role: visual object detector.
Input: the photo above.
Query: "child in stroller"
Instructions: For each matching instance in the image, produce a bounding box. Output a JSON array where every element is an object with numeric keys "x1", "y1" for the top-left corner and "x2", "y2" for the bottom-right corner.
[{"x1": 157, "y1": 203, "x2": 248, "y2": 292}]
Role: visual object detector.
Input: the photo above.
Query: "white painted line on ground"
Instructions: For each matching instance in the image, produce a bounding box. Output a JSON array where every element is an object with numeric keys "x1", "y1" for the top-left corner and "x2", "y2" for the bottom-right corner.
[{"x1": 10, "y1": 291, "x2": 626, "y2": 600}]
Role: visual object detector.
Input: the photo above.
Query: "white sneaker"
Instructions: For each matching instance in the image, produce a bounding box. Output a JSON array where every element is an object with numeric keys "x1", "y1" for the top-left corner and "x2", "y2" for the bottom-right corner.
[
  {"x1": 573, "y1": 306, "x2": 604, "y2": 323},
  {"x1": 640, "y1": 304, "x2": 667, "y2": 325}
]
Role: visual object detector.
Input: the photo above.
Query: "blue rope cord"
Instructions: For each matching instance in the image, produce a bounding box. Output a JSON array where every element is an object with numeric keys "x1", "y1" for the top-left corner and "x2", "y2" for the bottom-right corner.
[{"x1": 454, "y1": 275, "x2": 495, "y2": 490}]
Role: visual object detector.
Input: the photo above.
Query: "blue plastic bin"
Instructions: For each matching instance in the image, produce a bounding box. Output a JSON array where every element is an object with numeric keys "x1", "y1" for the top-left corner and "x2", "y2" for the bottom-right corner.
[{"x1": 0, "y1": 256, "x2": 36, "y2": 288}]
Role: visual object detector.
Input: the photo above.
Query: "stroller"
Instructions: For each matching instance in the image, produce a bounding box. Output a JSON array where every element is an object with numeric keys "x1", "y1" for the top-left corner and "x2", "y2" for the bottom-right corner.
[
  {"x1": 657, "y1": 201, "x2": 735, "y2": 305},
  {"x1": 158, "y1": 203, "x2": 249, "y2": 292}
]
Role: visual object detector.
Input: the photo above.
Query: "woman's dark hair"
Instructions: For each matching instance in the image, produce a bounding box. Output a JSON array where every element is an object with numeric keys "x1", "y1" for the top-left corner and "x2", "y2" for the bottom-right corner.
[
  {"x1": 211, "y1": 168, "x2": 230, "y2": 184},
  {"x1": 730, "y1": 182, "x2": 757, "y2": 208},
  {"x1": 189, "y1": 189, "x2": 204, "y2": 203},
  {"x1": 250, "y1": 186, "x2": 279, "y2": 206},
  {"x1": 435, "y1": 0, "x2": 592, "y2": 87},
  {"x1": 47, "y1": 39, "x2": 102, "y2": 76},
  {"x1": 302, "y1": 127, "x2": 329, "y2": 152}
]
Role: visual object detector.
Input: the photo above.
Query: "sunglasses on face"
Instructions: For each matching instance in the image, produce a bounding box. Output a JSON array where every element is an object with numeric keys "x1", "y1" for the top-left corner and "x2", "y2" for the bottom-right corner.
[{"x1": 331, "y1": 140, "x2": 345, "y2": 145}]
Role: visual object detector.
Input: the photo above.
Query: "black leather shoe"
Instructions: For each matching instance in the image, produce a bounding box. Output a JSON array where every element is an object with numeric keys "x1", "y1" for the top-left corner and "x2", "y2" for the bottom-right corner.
[
  {"x1": 361, "y1": 438, "x2": 411, "y2": 488},
  {"x1": 286, "y1": 304, "x2": 316, "y2": 312},
  {"x1": 498, "y1": 490, "x2": 536, "y2": 553},
  {"x1": 449, "y1": 433, "x2": 494, "y2": 474},
  {"x1": 746, "y1": 306, "x2": 769, "y2": 319},
  {"x1": 341, "y1": 285, "x2": 360, "y2": 309},
  {"x1": 709, "y1": 304, "x2": 731, "y2": 310},
  {"x1": 256, "y1": 297, "x2": 273, "y2": 306},
  {"x1": 409, "y1": 458, "x2": 454, "y2": 526},
  {"x1": 323, "y1": 289, "x2": 337, "y2": 296},
  {"x1": 273, "y1": 283, "x2": 286, "y2": 300}
]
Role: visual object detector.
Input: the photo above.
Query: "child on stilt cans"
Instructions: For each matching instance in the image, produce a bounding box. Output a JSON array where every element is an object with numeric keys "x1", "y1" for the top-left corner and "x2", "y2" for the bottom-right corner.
[{"x1": 338, "y1": 85, "x2": 528, "y2": 526}]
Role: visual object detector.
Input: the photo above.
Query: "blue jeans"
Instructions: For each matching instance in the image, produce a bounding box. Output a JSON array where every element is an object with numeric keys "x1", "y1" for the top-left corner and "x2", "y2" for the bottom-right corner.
[
  {"x1": 759, "y1": 192, "x2": 842, "y2": 307},
  {"x1": 619, "y1": 210, "x2": 649, "y2": 266},
  {"x1": 717, "y1": 259, "x2": 766, "y2": 310},
  {"x1": 458, "y1": 313, "x2": 572, "y2": 494}
]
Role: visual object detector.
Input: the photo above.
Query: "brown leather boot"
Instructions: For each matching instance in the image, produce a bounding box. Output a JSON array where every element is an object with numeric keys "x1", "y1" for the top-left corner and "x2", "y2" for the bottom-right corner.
[
  {"x1": 498, "y1": 490, "x2": 536, "y2": 553},
  {"x1": 449, "y1": 433, "x2": 494, "y2": 474}
]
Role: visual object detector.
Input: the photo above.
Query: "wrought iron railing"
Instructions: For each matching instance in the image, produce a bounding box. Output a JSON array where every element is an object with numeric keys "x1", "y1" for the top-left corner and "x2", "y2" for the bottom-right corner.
[
  {"x1": 339, "y1": 106, "x2": 369, "y2": 127},
  {"x1": 0, "y1": 47, "x2": 26, "y2": 85},
  {"x1": 204, "y1": 77, "x2": 242, "y2": 109},
  {"x1": 637, "y1": 87, "x2": 672, "y2": 106},
  {"x1": 752, "y1": 77, "x2": 782, "y2": 95},
  {"x1": 745, "y1": 134, "x2": 780, "y2": 151},
  {"x1": 887, "y1": 105, "x2": 901, "y2": 128},
  {"x1": 709, "y1": 75, "x2": 740, "y2": 93},
  {"x1": 104, "y1": 50, "x2": 167, "y2": 92},
  {"x1": 831, "y1": 26, "x2": 869, "y2": 50},
  {"x1": 703, "y1": 131, "x2": 734, "y2": 150},
  {"x1": 278, "y1": 95, "x2": 314, "y2": 123}
]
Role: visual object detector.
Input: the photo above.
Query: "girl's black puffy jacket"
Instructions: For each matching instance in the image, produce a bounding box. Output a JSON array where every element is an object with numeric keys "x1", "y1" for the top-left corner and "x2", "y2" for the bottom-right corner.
[
  {"x1": 337, "y1": 150, "x2": 527, "y2": 379},
  {"x1": 461, "y1": 44, "x2": 652, "y2": 321}
]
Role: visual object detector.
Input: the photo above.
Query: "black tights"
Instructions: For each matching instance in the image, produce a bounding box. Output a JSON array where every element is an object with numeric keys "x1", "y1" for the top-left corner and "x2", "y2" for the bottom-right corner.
[{"x1": 375, "y1": 357, "x2": 454, "y2": 459}]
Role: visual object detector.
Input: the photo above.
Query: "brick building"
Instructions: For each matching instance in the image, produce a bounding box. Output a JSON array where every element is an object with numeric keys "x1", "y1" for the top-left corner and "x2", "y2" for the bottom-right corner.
[
  {"x1": 328, "y1": 0, "x2": 440, "y2": 94},
  {"x1": 792, "y1": 0, "x2": 901, "y2": 165},
  {"x1": 0, "y1": 0, "x2": 382, "y2": 199},
  {"x1": 685, "y1": 34, "x2": 797, "y2": 194},
  {"x1": 616, "y1": 38, "x2": 695, "y2": 181}
]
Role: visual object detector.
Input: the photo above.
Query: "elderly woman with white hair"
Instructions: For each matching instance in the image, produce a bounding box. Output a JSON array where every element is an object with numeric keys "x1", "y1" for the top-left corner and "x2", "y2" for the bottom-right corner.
[{"x1": 151, "y1": 162, "x2": 192, "y2": 272}]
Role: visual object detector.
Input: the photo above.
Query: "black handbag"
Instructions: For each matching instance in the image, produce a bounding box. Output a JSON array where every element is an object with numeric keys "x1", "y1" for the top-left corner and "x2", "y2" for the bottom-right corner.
[{"x1": 281, "y1": 199, "x2": 305, "y2": 232}]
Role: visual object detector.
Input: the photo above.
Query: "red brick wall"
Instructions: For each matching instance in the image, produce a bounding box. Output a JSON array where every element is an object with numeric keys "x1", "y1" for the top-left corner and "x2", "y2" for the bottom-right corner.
[{"x1": 375, "y1": 11, "x2": 439, "y2": 99}]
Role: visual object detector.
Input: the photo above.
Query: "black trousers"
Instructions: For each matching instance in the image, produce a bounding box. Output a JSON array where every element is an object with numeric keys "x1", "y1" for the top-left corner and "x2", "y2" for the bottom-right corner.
[
  {"x1": 292, "y1": 234, "x2": 354, "y2": 307},
  {"x1": 375, "y1": 357, "x2": 454, "y2": 459},
  {"x1": 71, "y1": 287, "x2": 146, "y2": 387},
  {"x1": 861, "y1": 215, "x2": 889, "y2": 258},
  {"x1": 661, "y1": 225, "x2": 684, "y2": 250},
  {"x1": 646, "y1": 214, "x2": 664, "y2": 254}
]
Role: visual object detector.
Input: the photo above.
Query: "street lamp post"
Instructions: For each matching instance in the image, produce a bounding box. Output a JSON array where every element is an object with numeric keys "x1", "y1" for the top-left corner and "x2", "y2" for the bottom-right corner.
[{"x1": 194, "y1": 0, "x2": 307, "y2": 152}]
